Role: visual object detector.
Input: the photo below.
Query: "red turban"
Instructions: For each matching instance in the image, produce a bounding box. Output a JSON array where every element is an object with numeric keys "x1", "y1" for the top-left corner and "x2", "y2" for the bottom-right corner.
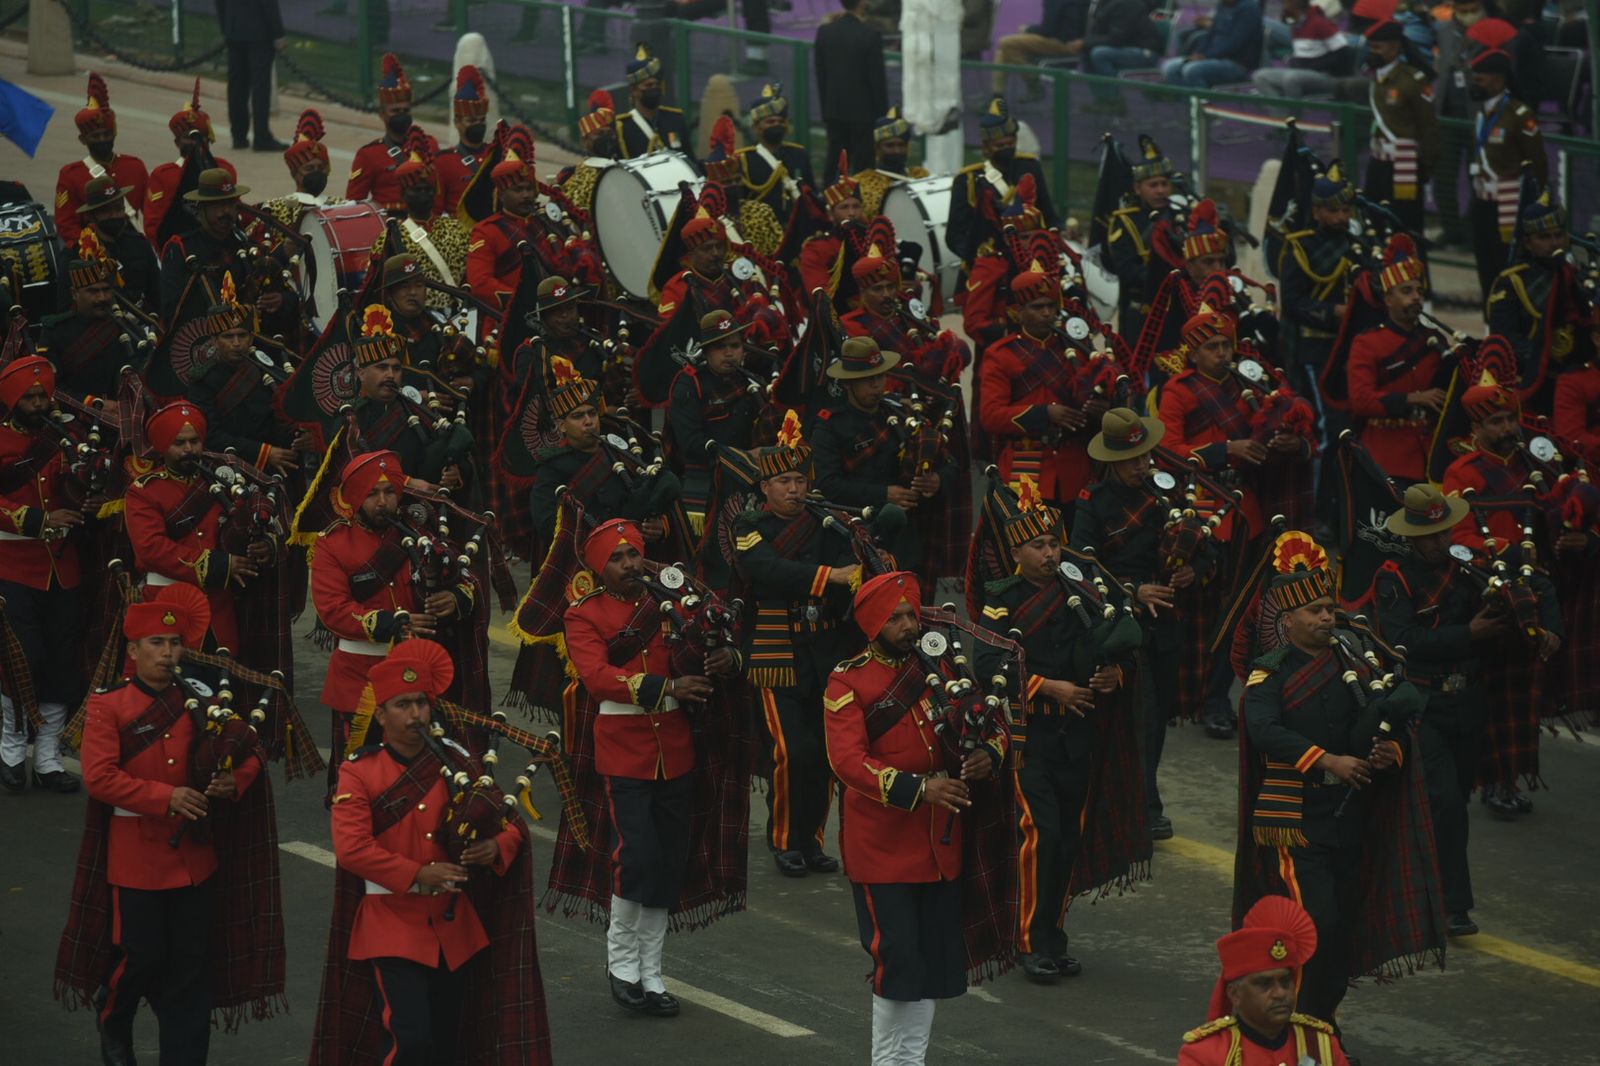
[
  {"x1": 368, "y1": 639, "x2": 455, "y2": 705},
  {"x1": 0, "y1": 356, "x2": 55, "y2": 409},
  {"x1": 146, "y1": 401, "x2": 207, "y2": 453},
  {"x1": 124, "y1": 583, "x2": 211, "y2": 646},
  {"x1": 1207, "y1": 895, "x2": 1318, "y2": 1020},
  {"x1": 583, "y1": 519, "x2": 645, "y2": 574},
  {"x1": 853, "y1": 571, "x2": 920, "y2": 641},
  {"x1": 335, "y1": 451, "x2": 407, "y2": 517},
  {"x1": 1181, "y1": 303, "x2": 1235, "y2": 351}
]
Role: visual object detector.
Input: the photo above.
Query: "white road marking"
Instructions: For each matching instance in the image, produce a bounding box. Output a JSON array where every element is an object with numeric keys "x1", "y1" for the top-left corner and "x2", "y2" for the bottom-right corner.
[
  {"x1": 666, "y1": 979, "x2": 815, "y2": 1038},
  {"x1": 280, "y1": 839, "x2": 336, "y2": 867}
]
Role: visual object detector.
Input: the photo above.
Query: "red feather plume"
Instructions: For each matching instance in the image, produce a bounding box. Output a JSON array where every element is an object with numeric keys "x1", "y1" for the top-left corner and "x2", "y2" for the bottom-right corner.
[
  {"x1": 697, "y1": 182, "x2": 728, "y2": 219},
  {"x1": 1383, "y1": 232, "x2": 1418, "y2": 267},
  {"x1": 458, "y1": 64, "x2": 487, "y2": 98},
  {"x1": 381, "y1": 52, "x2": 404, "y2": 80},
  {"x1": 709, "y1": 114, "x2": 736, "y2": 158},
  {"x1": 588, "y1": 88, "x2": 614, "y2": 112},
  {"x1": 1016, "y1": 172, "x2": 1037, "y2": 206},
  {"x1": 1188, "y1": 197, "x2": 1219, "y2": 234},
  {"x1": 504, "y1": 125, "x2": 534, "y2": 164},
  {"x1": 1468, "y1": 334, "x2": 1520, "y2": 390},
  {"x1": 849, "y1": 215, "x2": 898, "y2": 260},
  {"x1": 86, "y1": 71, "x2": 110, "y2": 109},
  {"x1": 295, "y1": 108, "x2": 326, "y2": 143},
  {"x1": 403, "y1": 124, "x2": 433, "y2": 166}
]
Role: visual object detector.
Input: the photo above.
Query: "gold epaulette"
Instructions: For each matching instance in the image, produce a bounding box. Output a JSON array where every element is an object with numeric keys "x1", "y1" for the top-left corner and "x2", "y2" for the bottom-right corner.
[
  {"x1": 957, "y1": 161, "x2": 984, "y2": 175},
  {"x1": 834, "y1": 650, "x2": 871, "y2": 672},
  {"x1": 1182, "y1": 1016, "x2": 1238, "y2": 1043},
  {"x1": 569, "y1": 586, "x2": 604, "y2": 607},
  {"x1": 130, "y1": 468, "x2": 172, "y2": 489},
  {"x1": 1290, "y1": 1013, "x2": 1334, "y2": 1034}
]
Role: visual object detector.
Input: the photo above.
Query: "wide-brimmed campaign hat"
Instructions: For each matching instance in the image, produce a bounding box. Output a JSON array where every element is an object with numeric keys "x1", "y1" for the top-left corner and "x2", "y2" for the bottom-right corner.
[
  {"x1": 1384, "y1": 483, "x2": 1470, "y2": 537},
  {"x1": 1087, "y1": 407, "x2": 1165, "y2": 462},
  {"x1": 183, "y1": 167, "x2": 249, "y2": 203},
  {"x1": 826, "y1": 336, "x2": 900, "y2": 380}
]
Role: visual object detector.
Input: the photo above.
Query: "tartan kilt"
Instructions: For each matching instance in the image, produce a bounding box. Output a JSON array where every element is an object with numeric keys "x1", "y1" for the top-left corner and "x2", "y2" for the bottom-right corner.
[
  {"x1": 1065, "y1": 680, "x2": 1152, "y2": 902},
  {"x1": 959, "y1": 752, "x2": 1019, "y2": 985},
  {"x1": 1476, "y1": 657, "x2": 1547, "y2": 792},
  {"x1": 1174, "y1": 583, "x2": 1218, "y2": 723},
  {"x1": 543, "y1": 680, "x2": 751, "y2": 931}
]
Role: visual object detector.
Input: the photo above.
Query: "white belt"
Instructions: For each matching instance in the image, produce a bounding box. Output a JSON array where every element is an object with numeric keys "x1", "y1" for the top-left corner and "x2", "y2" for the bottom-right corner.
[
  {"x1": 144, "y1": 573, "x2": 177, "y2": 587},
  {"x1": 363, "y1": 880, "x2": 420, "y2": 896},
  {"x1": 338, "y1": 638, "x2": 389, "y2": 656},
  {"x1": 113, "y1": 807, "x2": 139, "y2": 817},
  {"x1": 599, "y1": 696, "x2": 680, "y2": 716},
  {"x1": 0, "y1": 531, "x2": 38, "y2": 541}
]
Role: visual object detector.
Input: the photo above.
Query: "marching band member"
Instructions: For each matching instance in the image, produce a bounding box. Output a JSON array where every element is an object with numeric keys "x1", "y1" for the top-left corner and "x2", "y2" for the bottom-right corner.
[
  {"x1": 372, "y1": 140, "x2": 472, "y2": 315},
  {"x1": 560, "y1": 91, "x2": 619, "y2": 213},
  {"x1": 614, "y1": 44, "x2": 696, "y2": 164},
  {"x1": 946, "y1": 95, "x2": 1056, "y2": 269},
  {"x1": 145, "y1": 79, "x2": 237, "y2": 244},
  {"x1": 735, "y1": 84, "x2": 815, "y2": 218},
  {"x1": 347, "y1": 53, "x2": 437, "y2": 213},
  {"x1": 36, "y1": 232, "x2": 128, "y2": 414},
  {"x1": 261, "y1": 109, "x2": 341, "y2": 231},
  {"x1": 667, "y1": 311, "x2": 765, "y2": 531},
  {"x1": 434, "y1": 65, "x2": 492, "y2": 216},
  {"x1": 55, "y1": 72, "x2": 147, "y2": 247},
  {"x1": 78, "y1": 175, "x2": 161, "y2": 315},
  {"x1": 1486, "y1": 187, "x2": 1590, "y2": 402},
  {"x1": 1101, "y1": 134, "x2": 1184, "y2": 344},
  {"x1": 853, "y1": 107, "x2": 928, "y2": 219},
  {"x1": 798, "y1": 159, "x2": 864, "y2": 296},
  {"x1": 158, "y1": 168, "x2": 295, "y2": 329}
]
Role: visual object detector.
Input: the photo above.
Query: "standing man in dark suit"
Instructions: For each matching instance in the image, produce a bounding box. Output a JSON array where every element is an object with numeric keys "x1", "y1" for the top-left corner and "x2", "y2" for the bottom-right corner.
[
  {"x1": 218, "y1": 0, "x2": 286, "y2": 151},
  {"x1": 815, "y1": 0, "x2": 888, "y2": 186}
]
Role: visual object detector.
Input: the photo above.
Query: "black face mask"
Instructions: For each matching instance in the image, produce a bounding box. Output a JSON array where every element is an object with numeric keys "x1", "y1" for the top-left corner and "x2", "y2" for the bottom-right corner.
[
  {"x1": 301, "y1": 170, "x2": 329, "y2": 196},
  {"x1": 989, "y1": 147, "x2": 1016, "y2": 166},
  {"x1": 760, "y1": 125, "x2": 787, "y2": 147},
  {"x1": 878, "y1": 152, "x2": 908, "y2": 174},
  {"x1": 592, "y1": 137, "x2": 618, "y2": 158},
  {"x1": 1467, "y1": 84, "x2": 1493, "y2": 102},
  {"x1": 88, "y1": 140, "x2": 116, "y2": 162},
  {"x1": 97, "y1": 217, "x2": 129, "y2": 240},
  {"x1": 639, "y1": 90, "x2": 662, "y2": 110},
  {"x1": 387, "y1": 112, "x2": 414, "y2": 137},
  {"x1": 404, "y1": 189, "x2": 435, "y2": 216},
  {"x1": 464, "y1": 123, "x2": 486, "y2": 144}
]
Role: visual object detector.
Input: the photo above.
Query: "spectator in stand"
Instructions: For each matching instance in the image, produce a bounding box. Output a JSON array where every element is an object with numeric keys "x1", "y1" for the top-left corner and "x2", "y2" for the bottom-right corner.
[
  {"x1": 1162, "y1": 0, "x2": 1264, "y2": 88},
  {"x1": 817, "y1": 0, "x2": 889, "y2": 183},
  {"x1": 1084, "y1": 0, "x2": 1166, "y2": 93},
  {"x1": 990, "y1": 0, "x2": 1091, "y2": 98},
  {"x1": 1253, "y1": 0, "x2": 1355, "y2": 98}
]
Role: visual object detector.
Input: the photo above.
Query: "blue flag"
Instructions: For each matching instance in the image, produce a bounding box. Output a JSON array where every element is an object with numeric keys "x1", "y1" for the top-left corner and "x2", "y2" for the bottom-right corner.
[{"x1": 0, "y1": 78, "x2": 54, "y2": 158}]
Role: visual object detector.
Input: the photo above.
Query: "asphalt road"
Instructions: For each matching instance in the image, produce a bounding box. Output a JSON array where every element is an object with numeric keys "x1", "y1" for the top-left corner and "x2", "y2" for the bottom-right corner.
[{"x1": 4, "y1": 596, "x2": 1600, "y2": 1066}]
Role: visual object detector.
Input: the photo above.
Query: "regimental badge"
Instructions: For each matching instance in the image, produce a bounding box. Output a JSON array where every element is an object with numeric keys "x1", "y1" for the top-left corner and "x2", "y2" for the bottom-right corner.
[
  {"x1": 1270, "y1": 940, "x2": 1288, "y2": 961},
  {"x1": 402, "y1": 668, "x2": 418, "y2": 683},
  {"x1": 161, "y1": 611, "x2": 177, "y2": 626}
]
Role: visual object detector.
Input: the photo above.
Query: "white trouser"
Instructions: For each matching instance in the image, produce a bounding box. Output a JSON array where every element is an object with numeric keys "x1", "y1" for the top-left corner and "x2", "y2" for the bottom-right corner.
[
  {"x1": 871, "y1": 995, "x2": 936, "y2": 1066},
  {"x1": 0, "y1": 697, "x2": 66, "y2": 772},
  {"x1": 607, "y1": 895, "x2": 642, "y2": 983},
  {"x1": 637, "y1": 905, "x2": 669, "y2": 994}
]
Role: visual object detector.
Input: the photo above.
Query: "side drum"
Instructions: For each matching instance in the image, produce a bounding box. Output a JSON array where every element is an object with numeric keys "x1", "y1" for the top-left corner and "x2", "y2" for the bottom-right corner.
[
  {"x1": 298, "y1": 201, "x2": 387, "y2": 329},
  {"x1": 591, "y1": 151, "x2": 701, "y2": 300}
]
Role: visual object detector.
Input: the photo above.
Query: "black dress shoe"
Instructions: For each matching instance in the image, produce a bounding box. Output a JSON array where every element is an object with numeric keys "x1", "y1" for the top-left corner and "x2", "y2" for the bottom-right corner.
[
  {"x1": 801, "y1": 849, "x2": 840, "y2": 873},
  {"x1": 1020, "y1": 952, "x2": 1061, "y2": 982},
  {"x1": 1485, "y1": 790, "x2": 1520, "y2": 817},
  {"x1": 0, "y1": 760, "x2": 25, "y2": 792},
  {"x1": 1149, "y1": 814, "x2": 1173, "y2": 841},
  {"x1": 643, "y1": 990, "x2": 681, "y2": 1017},
  {"x1": 1447, "y1": 912, "x2": 1479, "y2": 937},
  {"x1": 773, "y1": 849, "x2": 808, "y2": 877},
  {"x1": 608, "y1": 971, "x2": 646, "y2": 1012},
  {"x1": 252, "y1": 138, "x2": 289, "y2": 153},
  {"x1": 1511, "y1": 791, "x2": 1534, "y2": 814},
  {"x1": 1053, "y1": 953, "x2": 1083, "y2": 976},
  {"x1": 34, "y1": 768, "x2": 81, "y2": 794},
  {"x1": 1202, "y1": 719, "x2": 1236, "y2": 740},
  {"x1": 232, "y1": 139, "x2": 250, "y2": 151},
  {"x1": 100, "y1": 1027, "x2": 138, "y2": 1066}
]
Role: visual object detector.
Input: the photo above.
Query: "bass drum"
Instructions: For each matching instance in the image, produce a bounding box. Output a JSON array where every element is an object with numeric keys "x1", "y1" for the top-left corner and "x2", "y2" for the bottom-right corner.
[
  {"x1": 298, "y1": 200, "x2": 387, "y2": 329},
  {"x1": 1068, "y1": 238, "x2": 1120, "y2": 323},
  {"x1": 592, "y1": 151, "x2": 701, "y2": 300},
  {"x1": 0, "y1": 201, "x2": 66, "y2": 333},
  {"x1": 881, "y1": 176, "x2": 956, "y2": 303}
]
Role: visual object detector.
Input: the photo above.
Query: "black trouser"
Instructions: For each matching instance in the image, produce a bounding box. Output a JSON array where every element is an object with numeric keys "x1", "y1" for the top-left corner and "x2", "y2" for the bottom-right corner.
[
  {"x1": 100, "y1": 881, "x2": 214, "y2": 1066},
  {"x1": 1015, "y1": 717, "x2": 1093, "y2": 957},
  {"x1": 824, "y1": 120, "x2": 876, "y2": 183},
  {"x1": 852, "y1": 880, "x2": 966, "y2": 1001},
  {"x1": 1140, "y1": 621, "x2": 1182, "y2": 817},
  {"x1": 370, "y1": 956, "x2": 466, "y2": 1066},
  {"x1": 1469, "y1": 197, "x2": 1510, "y2": 311},
  {"x1": 0, "y1": 578, "x2": 83, "y2": 704},
  {"x1": 226, "y1": 41, "x2": 276, "y2": 145},
  {"x1": 760, "y1": 648, "x2": 837, "y2": 853},
  {"x1": 606, "y1": 773, "x2": 693, "y2": 908},
  {"x1": 1419, "y1": 688, "x2": 1486, "y2": 914},
  {"x1": 1282, "y1": 838, "x2": 1363, "y2": 1024}
]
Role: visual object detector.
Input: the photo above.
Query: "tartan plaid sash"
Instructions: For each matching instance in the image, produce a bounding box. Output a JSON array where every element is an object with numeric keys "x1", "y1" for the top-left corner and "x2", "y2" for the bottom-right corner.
[
  {"x1": 119, "y1": 686, "x2": 188, "y2": 760},
  {"x1": 1373, "y1": 330, "x2": 1431, "y2": 388},
  {"x1": 1249, "y1": 651, "x2": 1339, "y2": 847},
  {"x1": 209, "y1": 358, "x2": 264, "y2": 419},
  {"x1": 839, "y1": 416, "x2": 895, "y2": 475},
  {"x1": 348, "y1": 531, "x2": 410, "y2": 603},
  {"x1": 355, "y1": 402, "x2": 412, "y2": 453},
  {"x1": 862, "y1": 656, "x2": 932, "y2": 742},
  {"x1": 563, "y1": 449, "x2": 612, "y2": 504},
  {"x1": 1010, "y1": 579, "x2": 1067, "y2": 640},
  {"x1": 1098, "y1": 490, "x2": 1164, "y2": 560},
  {"x1": 368, "y1": 746, "x2": 445, "y2": 834},
  {"x1": 1009, "y1": 333, "x2": 1072, "y2": 399},
  {"x1": 770, "y1": 509, "x2": 820, "y2": 557},
  {"x1": 604, "y1": 596, "x2": 660, "y2": 667},
  {"x1": 56, "y1": 319, "x2": 122, "y2": 378},
  {"x1": 0, "y1": 432, "x2": 61, "y2": 493},
  {"x1": 746, "y1": 511, "x2": 824, "y2": 687},
  {"x1": 1179, "y1": 372, "x2": 1251, "y2": 441},
  {"x1": 164, "y1": 475, "x2": 220, "y2": 540}
]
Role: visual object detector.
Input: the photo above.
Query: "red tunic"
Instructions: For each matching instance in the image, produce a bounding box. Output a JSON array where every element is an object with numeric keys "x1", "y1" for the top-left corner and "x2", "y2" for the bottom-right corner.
[
  {"x1": 1346, "y1": 322, "x2": 1441, "y2": 483},
  {"x1": 467, "y1": 212, "x2": 532, "y2": 311},
  {"x1": 310, "y1": 519, "x2": 421, "y2": 713},
  {"x1": 123, "y1": 468, "x2": 239, "y2": 651},
  {"x1": 960, "y1": 253, "x2": 1009, "y2": 346},
  {"x1": 824, "y1": 649, "x2": 967, "y2": 884},
  {"x1": 332, "y1": 744, "x2": 520, "y2": 969},
  {"x1": 346, "y1": 134, "x2": 438, "y2": 212},
  {"x1": 144, "y1": 156, "x2": 237, "y2": 244},
  {"x1": 1158, "y1": 368, "x2": 1265, "y2": 539},
  {"x1": 1441, "y1": 447, "x2": 1539, "y2": 554},
  {"x1": 55, "y1": 154, "x2": 149, "y2": 246},
  {"x1": 433, "y1": 145, "x2": 484, "y2": 217},
  {"x1": 798, "y1": 234, "x2": 842, "y2": 297},
  {"x1": 563, "y1": 590, "x2": 695, "y2": 781},
  {"x1": 979, "y1": 329, "x2": 1091, "y2": 504},
  {"x1": 0, "y1": 420, "x2": 82, "y2": 590},
  {"x1": 81, "y1": 679, "x2": 262, "y2": 890},
  {"x1": 1553, "y1": 364, "x2": 1600, "y2": 467},
  {"x1": 656, "y1": 268, "x2": 789, "y2": 349},
  {"x1": 1177, "y1": 1017, "x2": 1349, "y2": 1066}
]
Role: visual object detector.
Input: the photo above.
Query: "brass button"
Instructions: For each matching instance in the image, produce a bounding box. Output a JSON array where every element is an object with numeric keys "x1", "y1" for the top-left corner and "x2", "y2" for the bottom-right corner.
[
  {"x1": 425, "y1": 832, "x2": 433, "y2": 840},
  {"x1": 418, "y1": 802, "x2": 427, "y2": 811},
  {"x1": 167, "y1": 757, "x2": 176, "y2": 765},
  {"x1": 163, "y1": 733, "x2": 171, "y2": 740}
]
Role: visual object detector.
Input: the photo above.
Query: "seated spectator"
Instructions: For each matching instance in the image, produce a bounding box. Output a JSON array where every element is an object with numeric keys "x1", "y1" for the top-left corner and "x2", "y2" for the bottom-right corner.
[
  {"x1": 1085, "y1": 0, "x2": 1166, "y2": 88},
  {"x1": 991, "y1": 0, "x2": 1091, "y2": 99},
  {"x1": 1162, "y1": 0, "x2": 1264, "y2": 88},
  {"x1": 1254, "y1": 0, "x2": 1354, "y2": 97}
]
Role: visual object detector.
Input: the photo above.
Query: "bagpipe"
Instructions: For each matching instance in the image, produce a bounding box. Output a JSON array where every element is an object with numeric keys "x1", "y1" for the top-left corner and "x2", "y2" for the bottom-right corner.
[
  {"x1": 42, "y1": 403, "x2": 117, "y2": 517},
  {"x1": 635, "y1": 561, "x2": 745, "y2": 674},
  {"x1": 1449, "y1": 494, "x2": 1546, "y2": 649},
  {"x1": 195, "y1": 452, "x2": 289, "y2": 557},
  {"x1": 805, "y1": 493, "x2": 902, "y2": 575},
  {"x1": 413, "y1": 717, "x2": 518, "y2": 921},
  {"x1": 1053, "y1": 551, "x2": 1145, "y2": 683},
  {"x1": 879, "y1": 383, "x2": 954, "y2": 486},
  {"x1": 1151, "y1": 446, "x2": 1244, "y2": 573},
  {"x1": 596, "y1": 412, "x2": 679, "y2": 513},
  {"x1": 168, "y1": 652, "x2": 274, "y2": 847},
  {"x1": 384, "y1": 489, "x2": 517, "y2": 618},
  {"x1": 1325, "y1": 614, "x2": 1415, "y2": 817},
  {"x1": 572, "y1": 319, "x2": 638, "y2": 407},
  {"x1": 1233, "y1": 357, "x2": 1317, "y2": 450}
]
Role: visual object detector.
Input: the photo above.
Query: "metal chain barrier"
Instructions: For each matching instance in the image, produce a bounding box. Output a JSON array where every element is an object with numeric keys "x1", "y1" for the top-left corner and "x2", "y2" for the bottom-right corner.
[
  {"x1": 479, "y1": 67, "x2": 582, "y2": 157},
  {"x1": 52, "y1": 0, "x2": 226, "y2": 73}
]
